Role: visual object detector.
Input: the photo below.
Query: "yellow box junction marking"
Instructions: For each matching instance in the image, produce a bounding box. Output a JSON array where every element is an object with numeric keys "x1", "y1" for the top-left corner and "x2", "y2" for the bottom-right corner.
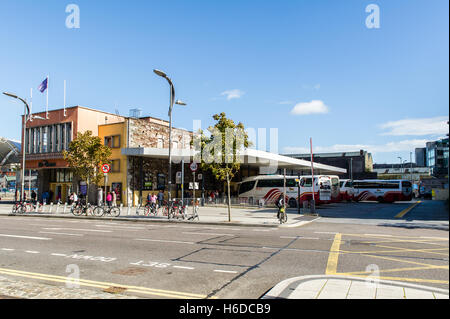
[{"x1": 324, "y1": 232, "x2": 449, "y2": 285}]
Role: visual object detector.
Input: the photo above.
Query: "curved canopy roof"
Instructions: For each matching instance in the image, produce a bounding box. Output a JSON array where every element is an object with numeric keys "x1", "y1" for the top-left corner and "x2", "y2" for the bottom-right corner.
[{"x1": 0, "y1": 137, "x2": 20, "y2": 166}]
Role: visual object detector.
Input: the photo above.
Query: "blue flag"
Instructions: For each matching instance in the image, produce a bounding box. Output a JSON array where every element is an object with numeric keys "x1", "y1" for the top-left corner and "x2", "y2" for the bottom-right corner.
[{"x1": 38, "y1": 77, "x2": 48, "y2": 93}]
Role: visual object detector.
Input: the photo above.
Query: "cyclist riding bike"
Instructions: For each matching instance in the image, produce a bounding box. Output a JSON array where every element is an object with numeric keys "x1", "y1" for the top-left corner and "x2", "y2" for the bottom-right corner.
[{"x1": 275, "y1": 194, "x2": 286, "y2": 221}]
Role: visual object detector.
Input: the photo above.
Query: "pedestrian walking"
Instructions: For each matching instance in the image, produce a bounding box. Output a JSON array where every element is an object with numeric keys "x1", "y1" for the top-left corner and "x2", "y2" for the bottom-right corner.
[
  {"x1": 112, "y1": 191, "x2": 117, "y2": 206},
  {"x1": 106, "y1": 192, "x2": 112, "y2": 207}
]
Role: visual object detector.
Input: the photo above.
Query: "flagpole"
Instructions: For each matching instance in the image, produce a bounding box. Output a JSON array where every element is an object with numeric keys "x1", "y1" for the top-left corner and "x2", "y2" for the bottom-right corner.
[
  {"x1": 310, "y1": 137, "x2": 316, "y2": 213},
  {"x1": 46, "y1": 75, "x2": 49, "y2": 119},
  {"x1": 64, "y1": 80, "x2": 66, "y2": 117},
  {"x1": 30, "y1": 88, "x2": 32, "y2": 119}
]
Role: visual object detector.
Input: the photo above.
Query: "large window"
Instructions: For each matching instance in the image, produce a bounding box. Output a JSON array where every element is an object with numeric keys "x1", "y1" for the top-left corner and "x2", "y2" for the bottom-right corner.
[
  {"x1": 105, "y1": 135, "x2": 121, "y2": 148},
  {"x1": 111, "y1": 159, "x2": 120, "y2": 172},
  {"x1": 238, "y1": 181, "x2": 256, "y2": 195},
  {"x1": 26, "y1": 123, "x2": 72, "y2": 154}
]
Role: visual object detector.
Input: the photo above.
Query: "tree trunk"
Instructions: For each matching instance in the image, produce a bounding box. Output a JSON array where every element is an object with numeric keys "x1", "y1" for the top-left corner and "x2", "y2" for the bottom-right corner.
[{"x1": 226, "y1": 171, "x2": 231, "y2": 222}]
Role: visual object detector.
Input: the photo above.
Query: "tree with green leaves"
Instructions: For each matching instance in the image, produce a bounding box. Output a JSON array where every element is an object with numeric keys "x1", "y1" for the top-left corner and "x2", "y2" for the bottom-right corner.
[
  {"x1": 194, "y1": 113, "x2": 250, "y2": 222},
  {"x1": 63, "y1": 130, "x2": 112, "y2": 203}
]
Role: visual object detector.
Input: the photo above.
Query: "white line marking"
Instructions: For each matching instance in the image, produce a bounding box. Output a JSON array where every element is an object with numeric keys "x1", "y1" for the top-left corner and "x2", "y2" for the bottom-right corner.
[
  {"x1": 1, "y1": 248, "x2": 15, "y2": 251},
  {"x1": 25, "y1": 250, "x2": 40, "y2": 254},
  {"x1": 135, "y1": 239, "x2": 194, "y2": 245},
  {"x1": 420, "y1": 236, "x2": 449, "y2": 240},
  {"x1": 43, "y1": 228, "x2": 112, "y2": 233},
  {"x1": 314, "y1": 232, "x2": 338, "y2": 235},
  {"x1": 0, "y1": 234, "x2": 52, "y2": 240},
  {"x1": 214, "y1": 270, "x2": 238, "y2": 274},
  {"x1": 95, "y1": 225, "x2": 145, "y2": 230},
  {"x1": 51, "y1": 253, "x2": 67, "y2": 257},
  {"x1": 173, "y1": 266, "x2": 195, "y2": 270},
  {"x1": 364, "y1": 234, "x2": 393, "y2": 237},
  {"x1": 39, "y1": 231, "x2": 83, "y2": 237},
  {"x1": 280, "y1": 236, "x2": 298, "y2": 239},
  {"x1": 182, "y1": 232, "x2": 233, "y2": 236}
]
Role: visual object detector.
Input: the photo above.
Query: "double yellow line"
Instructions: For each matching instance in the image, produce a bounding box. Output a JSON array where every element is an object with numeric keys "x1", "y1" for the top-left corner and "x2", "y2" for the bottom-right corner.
[{"x1": 0, "y1": 267, "x2": 213, "y2": 299}]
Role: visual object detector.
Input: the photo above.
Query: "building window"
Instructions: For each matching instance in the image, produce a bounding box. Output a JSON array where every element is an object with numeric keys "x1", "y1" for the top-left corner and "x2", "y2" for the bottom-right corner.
[
  {"x1": 104, "y1": 135, "x2": 120, "y2": 148},
  {"x1": 111, "y1": 159, "x2": 120, "y2": 172}
]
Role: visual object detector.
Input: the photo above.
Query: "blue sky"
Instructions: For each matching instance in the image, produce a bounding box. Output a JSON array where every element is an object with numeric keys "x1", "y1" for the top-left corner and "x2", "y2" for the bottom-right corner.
[{"x1": 0, "y1": 0, "x2": 448, "y2": 164}]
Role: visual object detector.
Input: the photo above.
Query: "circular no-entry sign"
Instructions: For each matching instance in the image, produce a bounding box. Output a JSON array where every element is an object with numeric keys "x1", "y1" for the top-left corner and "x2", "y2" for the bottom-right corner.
[
  {"x1": 190, "y1": 162, "x2": 198, "y2": 172},
  {"x1": 101, "y1": 164, "x2": 111, "y2": 173}
]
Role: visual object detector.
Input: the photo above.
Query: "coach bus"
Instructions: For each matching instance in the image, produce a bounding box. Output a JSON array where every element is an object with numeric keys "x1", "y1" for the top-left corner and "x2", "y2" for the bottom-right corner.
[
  {"x1": 339, "y1": 179, "x2": 355, "y2": 201},
  {"x1": 237, "y1": 175, "x2": 341, "y2": 207},
  {"x1": 352, "y1": 180, "x2": 413, "y2": 203}
]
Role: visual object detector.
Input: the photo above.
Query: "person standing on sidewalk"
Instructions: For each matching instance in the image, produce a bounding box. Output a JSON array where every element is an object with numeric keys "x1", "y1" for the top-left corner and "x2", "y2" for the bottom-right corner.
[{"x1": 106, "y1": 192, "x2": 112, "y2": 207}]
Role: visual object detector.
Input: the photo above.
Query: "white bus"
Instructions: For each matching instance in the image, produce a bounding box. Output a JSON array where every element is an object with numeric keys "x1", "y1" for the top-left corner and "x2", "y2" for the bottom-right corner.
[
  {"x1": 237, "y1": 175, "x2": 340, "y2": 207},
  {"x1": 339, "y1": 179, "x2": 355, "y2": 201},
  {"x1": 352, "y1": 180, "x2": 413, "y2": 203}
]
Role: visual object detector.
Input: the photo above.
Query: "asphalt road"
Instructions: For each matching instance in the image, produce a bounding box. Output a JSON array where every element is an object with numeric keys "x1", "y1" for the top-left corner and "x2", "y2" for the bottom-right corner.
[{"x1": 0, "y1": 200, "x2": 448, "y2": 298}]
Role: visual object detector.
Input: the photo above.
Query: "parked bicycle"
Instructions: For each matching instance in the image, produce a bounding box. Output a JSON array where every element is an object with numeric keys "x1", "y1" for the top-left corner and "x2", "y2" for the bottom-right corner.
[
  {"x1": 71, "y1": 202, "x2": 94, "y2": 216},
  {"x1": 168, "y1": 200, "x2": 186, "y2": 220},
  {"x1": 137, "y1": 201, "x2": 158, "y2": 216},
  {"x1": 11, "y1": 201, "x2": 27, "y2": 214},
  {"x1": 93, "y1": 205, "x2": 120, "y2": 218},
  {"x1": 278, "y1": 206, "x2": 287, "y2": 224}
]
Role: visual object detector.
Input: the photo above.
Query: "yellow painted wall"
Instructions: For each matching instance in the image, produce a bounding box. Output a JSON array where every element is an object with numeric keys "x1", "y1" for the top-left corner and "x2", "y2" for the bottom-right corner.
[{"x1": 98, "y1": 122, "x2": 128, "y2": 205}]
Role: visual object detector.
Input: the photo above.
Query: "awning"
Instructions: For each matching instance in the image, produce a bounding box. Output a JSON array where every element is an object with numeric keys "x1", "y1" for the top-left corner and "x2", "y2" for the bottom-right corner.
[{"x1": 122, "y1": 147, "x2": 347, "y2": 175}]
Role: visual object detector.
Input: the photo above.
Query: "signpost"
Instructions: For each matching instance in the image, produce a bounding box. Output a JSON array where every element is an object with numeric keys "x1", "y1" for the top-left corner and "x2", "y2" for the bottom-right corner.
[
  {"x1": 101, "y1": 164, "x2": 111, "y2": 205},
  {"x1": 190, "y1": 162, "x2": 198, "y2": 213}
]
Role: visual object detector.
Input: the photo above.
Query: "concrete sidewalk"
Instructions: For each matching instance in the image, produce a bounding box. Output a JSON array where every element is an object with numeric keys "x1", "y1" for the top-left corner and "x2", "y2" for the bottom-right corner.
[
  {"x1": 262, "y1": 275, "x2": 449, "y2": 299},
  {"x1": 0, "y1": 203, "x2": 318, "y2": 228}
]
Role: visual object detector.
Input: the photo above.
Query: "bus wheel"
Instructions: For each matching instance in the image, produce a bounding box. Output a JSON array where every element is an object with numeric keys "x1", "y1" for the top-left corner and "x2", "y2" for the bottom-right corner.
[
  {"x1": 377, "y1": 197, "x2": 384, "y2": 203},
  {"x1": 288, "y1": 198, "x2": 297, "y2": 208}
]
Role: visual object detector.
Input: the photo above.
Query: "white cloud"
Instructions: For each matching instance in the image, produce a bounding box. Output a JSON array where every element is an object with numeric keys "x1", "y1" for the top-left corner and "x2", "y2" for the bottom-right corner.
[
  {"x1": 380, "y1": 116, "x2": 449, "y2": 136},
  {"x1": 290, "y1": 100, "x2": 329, "y2": 115},
  {"x1": 220, "y1": 89, "x2": 245, "y2": 100},
  {"x1": 284, "y1": 139, "x2": 430, "y2": 154}
]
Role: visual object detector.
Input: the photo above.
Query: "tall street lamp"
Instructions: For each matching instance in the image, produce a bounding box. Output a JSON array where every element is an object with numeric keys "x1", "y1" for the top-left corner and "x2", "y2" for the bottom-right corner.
[
  {"x1": 3, "y1": 92, "x2": 30, "y2": 202},
  {"x1": 153, "y1": 69, "x2": 187, "y2": 202}
]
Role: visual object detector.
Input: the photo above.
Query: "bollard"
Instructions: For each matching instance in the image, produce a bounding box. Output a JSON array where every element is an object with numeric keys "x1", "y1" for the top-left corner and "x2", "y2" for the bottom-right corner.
[
  {"x1": 127, "y1": 205, "x2": 130, "y2": 216},
  {"x1": 63, "y1": 203, "x2": 67, "y2": 214},
  {"x1": 34, "y1": 203, "x2": 38, "y2": 213},
  {"x1": 42, "y1": 203, "x2": 46, "y2": 213},
  {"x1": 56, "y1": 203, "x2": 60, "y2": 213},
  {"x1": 50, "y1": 203, "x2": 54, "y2": 213}
]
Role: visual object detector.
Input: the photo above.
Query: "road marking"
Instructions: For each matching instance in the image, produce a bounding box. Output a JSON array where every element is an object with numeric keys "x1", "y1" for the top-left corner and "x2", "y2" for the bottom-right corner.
[
  {"x1": 173, "y1": 266, "x2": 195, "y2": 270},
  {"x1": 43, "y1": 228, "x2": 112, "y2": 233},
  {"x1": 325, "y1": 233, "x2": 342, "y2": 275},
  {"x1": 95, "y1": 225, "x2": 145, "y2": 230},
  {"x1": 135, "y1": 239, "x2": 194, "y2": 245},
  {"x1": 182, "y1": 232, "x2": 234, "y2": 236},
  {"x1": 1, "y1": 248, "x2": 15, "y2": 251},
  {"x1": 50, "y1": 253, "x2": 67, "y2": 257},
  {"x1": 0, "y1": 267, "x2": 213, "y2": 299},
  {"x1": 364, "y1": 234, "x2": 393, "y2": 237},
  {"x1": 395, "y1": 201, "x2": 421, "y2": 218},
  {"x1": 39, "y1": 231, "x2": 83, "y2": 237},
  {"x1": 0, "y1": 234, "x2": 52, "y2": 240},
  {"x1": 214, "y1": 270, "x2": 238, "y2": 274},
  {"x1": 315, "y1": 232, "x2": 338, "y2": 235},
  {"x1": 25, "y1": 251, "x2": 40, "y2": 254}
]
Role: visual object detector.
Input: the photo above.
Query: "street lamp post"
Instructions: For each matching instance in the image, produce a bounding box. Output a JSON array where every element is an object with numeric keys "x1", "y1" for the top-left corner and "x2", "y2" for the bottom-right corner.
[
  {"x1": 3, "y1": 92, "x2": 30, "y2": 202},
  {"x1": 398, "y1": 157, "x2": 402, "y2": 178},
  {"x1": 153, "y1": 69, "x2": 186, "y2": 203}
]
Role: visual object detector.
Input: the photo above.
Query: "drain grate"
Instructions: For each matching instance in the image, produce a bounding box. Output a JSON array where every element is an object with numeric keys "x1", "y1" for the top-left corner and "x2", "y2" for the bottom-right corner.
[{"x1": 112, "y1": 267, "x2": 148, "y2": 276}]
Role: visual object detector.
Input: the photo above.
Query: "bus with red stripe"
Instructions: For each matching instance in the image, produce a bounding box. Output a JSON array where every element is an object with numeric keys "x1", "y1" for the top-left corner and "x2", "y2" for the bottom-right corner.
[
  {"x1": 237, "y1": 175, "x2": 341, "y2": 207},
  {"x1": 352, "y1": 180, "x2": 413, "y2": 203}
]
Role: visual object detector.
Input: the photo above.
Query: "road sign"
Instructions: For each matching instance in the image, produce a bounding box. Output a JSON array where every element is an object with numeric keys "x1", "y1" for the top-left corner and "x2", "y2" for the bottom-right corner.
[
  {"x1": 190, "y1": 162, "x2": 198, "y2": 172},
  {"x1": 101, "y1": 164, "x2": 111, "y2": 174},
  {"x1": 176, "y1": 171, "x2": 182, "y2": 184},
  {"x1": 197, "y1": 174, "x2": 203, "y2": 180}
]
